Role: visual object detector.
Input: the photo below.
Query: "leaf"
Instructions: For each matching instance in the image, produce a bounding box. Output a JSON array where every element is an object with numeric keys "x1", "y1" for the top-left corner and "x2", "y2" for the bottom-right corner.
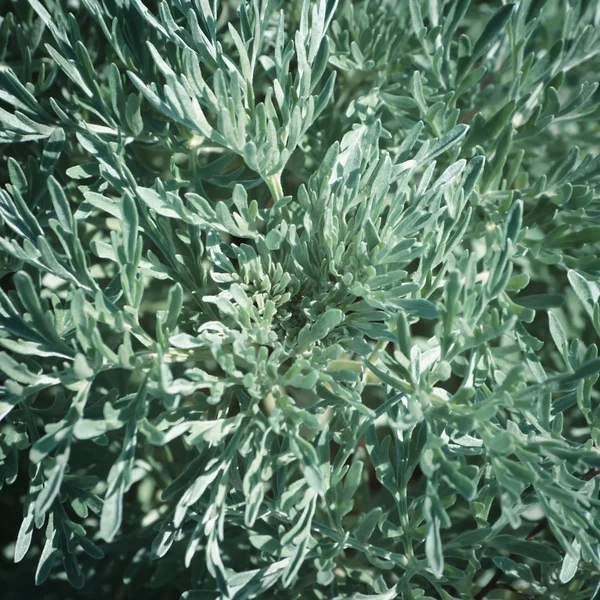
[
  {"x1": 489, "y1": 535, "x2": 562, "y2": 562},
  {"x1": 439, "y1": 459, "x2": 477, "y2": 500},
  {"x1": 100, "y1": 480, "x2": 124, "y2": 542},
  {"x1": 281, "y1": 494, "x2": 316, "y2": 586},
  {"x1": 35, "y1": 462, "x2": 68, "y2": 518},
  {"x1": 39, "y1": 128, "x2": 66, "y2": 192},
  {"x1": 14, "y1": 515, "x2": 34, "y2": 563},
  {"x1": 265, "y1": 229, "x2": 282, "y2": 250},
  {"x1": 546, "y1": 226, "x2": 600, "y2": 248},
  {"x1": 559, "y1": 538, "x2": 581, "y2": 583},
  {"x1": 408, "y1": 0, "x2": 425, "y2": 39},
  {"x1": 568, "y1": 270, "x2": 600, "y2": 319},
  {"x1": 44, "y1": 44, "x2": 94, "y2": 97},
  {"x1": 549, "y1": 312, "x2": 568, "y2": 359},
  {"x1": 335, "y1": 586, "x2": 399, "y2": 600},
  {"x1": 565, "y1": 358, "x2": 600, "y2": 382},
  {"x1": 419, "y1": 124, "x2": 469, "y2": 164},
  {"x1": 505, "y1": 199, "x2": 523, "y2": 243},
  {"x1": 121, "y1": 193, "x2": 139, "y2": 264},
  {"x1": 392, "y1": 299, "x2": 438, "y2": 319},
  {"x1": 125, "y1": 94, "x2": 144, "y2": 136},
  {"x1": 35, "y1": 532, "x2": 59, "y2": 586},
  {"x1": 48, "y1": 176, "x2": 73, "y2": 233},
  {"x1": 424, "y1": 496, "x2": 444, "y2": 578},
  {"x1": 13, "y1": 271, "x2": 65, "y2": 346},
  {"x1": 137, "y1": 187, "x2": 181, "y2": 219},
  {"x1": 514, "y1": 293, "x2": 564, "y2": 309},
  {"x1": 73, "y1": 419, "x2": 110, "y2": 440},
  {"x1": 343, "y1": 460, "x2": 364, "y2": 503},
  {"x1": 469, "y1": 4, "x2": 515, "y2": 66},
  {"x1": 355, "y1": 507, "x2": 383, "y2": 542},
  {"x1": 298, "y1": 309, "x2": 344, "y2": 349},
  {"x1": 492, "y1": 556, "x2": 536, "y2": 582},
  {"x1": 290, "y1": 436, "x2": 325, "y2": 495},
  {"x1": 462, "y1": 155, "x2": 485, "y2": 199}
]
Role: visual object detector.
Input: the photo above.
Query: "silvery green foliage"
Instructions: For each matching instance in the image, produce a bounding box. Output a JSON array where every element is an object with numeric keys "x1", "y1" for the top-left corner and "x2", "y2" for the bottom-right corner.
[{"x1": 1, "y1": 0, "x2": 600, "y2": 598}]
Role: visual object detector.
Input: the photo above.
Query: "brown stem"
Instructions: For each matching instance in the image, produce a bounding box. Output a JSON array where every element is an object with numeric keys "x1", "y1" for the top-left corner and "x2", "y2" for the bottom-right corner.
[
  {"x1": 475, "y1": 570, "x2": 501, "y2": 600},
  {"x1": 525, "y1": 518, "x2": 548, "y2": 541},
  {"x1": 496, "y1": 583, "x2": 536, "y2": 598}
]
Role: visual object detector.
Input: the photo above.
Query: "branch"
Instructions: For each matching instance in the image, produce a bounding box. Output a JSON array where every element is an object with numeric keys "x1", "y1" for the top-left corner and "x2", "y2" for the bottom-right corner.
[{"x1": 475, "y1": 468, "x2": 599, "y2": 599}]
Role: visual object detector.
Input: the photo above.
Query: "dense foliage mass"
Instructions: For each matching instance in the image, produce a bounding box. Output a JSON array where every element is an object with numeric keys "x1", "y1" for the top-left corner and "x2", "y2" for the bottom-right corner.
[{"x1": 1, "y1": 0, "x2": 600, "y2": 598}]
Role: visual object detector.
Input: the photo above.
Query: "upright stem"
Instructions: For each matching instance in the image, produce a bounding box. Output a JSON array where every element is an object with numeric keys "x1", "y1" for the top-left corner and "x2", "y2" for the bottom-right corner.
[
  {"x1": 266, "y1": 172, "x2": 284, "y2": 202},
  {"x1": 363, "y1": 339, "x2": 388, "y2": 384}
]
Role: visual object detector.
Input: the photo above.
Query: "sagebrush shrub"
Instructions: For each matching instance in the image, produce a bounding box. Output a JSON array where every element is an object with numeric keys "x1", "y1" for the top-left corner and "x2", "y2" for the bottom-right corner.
[{"x1": 1, "y1": 0, "x2": 600, "y2": 598}]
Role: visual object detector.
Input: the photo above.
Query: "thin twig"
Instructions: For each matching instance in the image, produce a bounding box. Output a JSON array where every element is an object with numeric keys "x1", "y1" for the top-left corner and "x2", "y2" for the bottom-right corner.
[
  {"x1": 475, "y1": 569, "x2": 501, "y2": 600},
  {"x1": 583, "y1": 468, "x2": 600, "y2": 481},
  {"x1": 496, "y1": 583, "x2": 536, "y2": 599},
  {"x1": 525, "y1": 518, "x2": 548, "y2": 541}
]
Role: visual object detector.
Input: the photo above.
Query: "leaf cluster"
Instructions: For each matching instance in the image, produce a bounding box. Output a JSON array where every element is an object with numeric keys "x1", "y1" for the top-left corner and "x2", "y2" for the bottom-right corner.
[{"x1": 1, "y1": 1, "x2": 600, "y2": 599}]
